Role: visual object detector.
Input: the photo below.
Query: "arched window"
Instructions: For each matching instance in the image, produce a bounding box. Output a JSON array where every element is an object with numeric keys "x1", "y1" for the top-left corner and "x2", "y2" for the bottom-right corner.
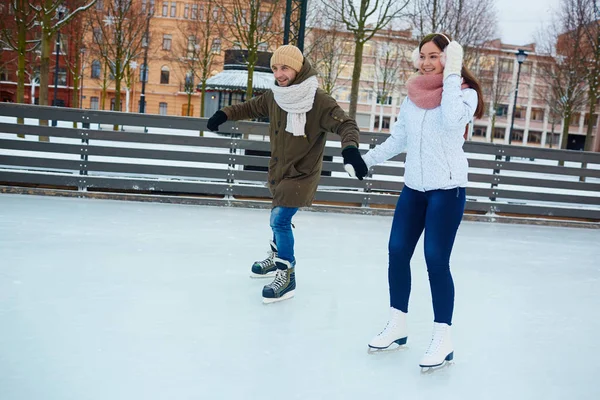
[
  {"x1": 160, "y1": 66, "x2": 170, "y2": 84},
  {"x1": 91, "y1": 60, "x2": 101, "y2": 79}
]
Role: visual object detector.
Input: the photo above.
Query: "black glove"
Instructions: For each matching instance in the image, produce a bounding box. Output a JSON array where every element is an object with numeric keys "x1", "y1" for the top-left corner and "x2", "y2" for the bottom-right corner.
[
  {"x1": 207, "y1": 110, "x2": 227, "y2": 132},
  {"x1": 342, "y1": 146, "x2": 368, "y2": 180}
]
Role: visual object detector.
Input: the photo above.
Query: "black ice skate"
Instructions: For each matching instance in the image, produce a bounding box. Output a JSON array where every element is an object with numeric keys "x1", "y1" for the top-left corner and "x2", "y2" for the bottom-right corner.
[
  {"x1": 250, "y1": 240, "x2": 278, "y2": 278},
  {"x1": 262, "y1": 258, "x2": 296, "y2": 304}
]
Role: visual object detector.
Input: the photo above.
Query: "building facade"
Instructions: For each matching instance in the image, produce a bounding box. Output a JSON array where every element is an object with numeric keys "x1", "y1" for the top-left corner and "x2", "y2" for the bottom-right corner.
[{"x1": 0, "y1": 2, "x2": 598, "y2": 151}]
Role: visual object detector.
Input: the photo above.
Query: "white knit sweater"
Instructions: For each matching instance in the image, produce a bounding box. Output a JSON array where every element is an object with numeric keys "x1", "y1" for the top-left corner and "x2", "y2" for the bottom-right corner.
[{"x1": 363, "y1": 75, "x2": 478, "y2": 192}]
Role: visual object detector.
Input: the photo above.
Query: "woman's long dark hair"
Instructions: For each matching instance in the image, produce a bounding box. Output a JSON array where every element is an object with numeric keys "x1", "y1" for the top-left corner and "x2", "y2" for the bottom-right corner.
[{"x1": 419, "y1": 33, "x2": 485, "y2": 119}]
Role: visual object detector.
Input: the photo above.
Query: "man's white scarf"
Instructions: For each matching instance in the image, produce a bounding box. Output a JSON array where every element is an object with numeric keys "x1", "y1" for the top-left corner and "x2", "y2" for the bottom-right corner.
[{"x1": 271, "y1": 75, "x2": 319, "y2": 136}]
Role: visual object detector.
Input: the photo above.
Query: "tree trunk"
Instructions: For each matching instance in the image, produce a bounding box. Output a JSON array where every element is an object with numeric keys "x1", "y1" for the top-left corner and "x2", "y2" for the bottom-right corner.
[
  {"x1": 349, "y1": 40, "x2": 365, "y2": 119},
  {"x1": 38, "y1": 21, "x2": 52, "y2": 137},
  {"x1": 559, "y1": 113, "x2": 571, "y2": 166},
  {"x1": 16, "y1": 26, "x2": 26, "y2": 132}
]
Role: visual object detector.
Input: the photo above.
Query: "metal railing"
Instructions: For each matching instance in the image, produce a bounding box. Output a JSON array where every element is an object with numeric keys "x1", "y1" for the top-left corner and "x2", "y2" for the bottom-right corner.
[{"x1": 1, "y1": 103, "x2": 599, "y2": 226}]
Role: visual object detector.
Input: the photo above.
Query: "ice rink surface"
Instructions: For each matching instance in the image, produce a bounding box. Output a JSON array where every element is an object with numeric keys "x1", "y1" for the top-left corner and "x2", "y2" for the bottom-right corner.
[{"x1": 0, "y1": 194, "x2": 599, "y2": 400}]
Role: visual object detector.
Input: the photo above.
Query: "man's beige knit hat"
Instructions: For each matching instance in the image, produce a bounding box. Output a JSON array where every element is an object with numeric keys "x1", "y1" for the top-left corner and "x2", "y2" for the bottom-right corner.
[{"x1": 270, "y1": 45, "x2": 304, "y2": 72}]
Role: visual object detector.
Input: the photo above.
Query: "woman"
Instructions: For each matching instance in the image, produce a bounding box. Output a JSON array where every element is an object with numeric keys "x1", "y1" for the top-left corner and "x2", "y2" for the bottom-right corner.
[{"x1": 353, "y1": 33, "x2": 484, "y2": 369}]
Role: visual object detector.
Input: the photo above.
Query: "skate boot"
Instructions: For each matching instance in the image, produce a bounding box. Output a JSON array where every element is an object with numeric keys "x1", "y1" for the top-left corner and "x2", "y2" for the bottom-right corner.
[
  {"x1": 368, "y1": 307, "x2": 408, "y2": 352},
  {"x1": 262, "y1": 258, "x2": 296, "y2": 304},
  {"x1": 419, "y1": 322, "x2": 454, "y2": 372},
  {"x1": 250, "y1": 240, "x2": 278, "y2": 278}
]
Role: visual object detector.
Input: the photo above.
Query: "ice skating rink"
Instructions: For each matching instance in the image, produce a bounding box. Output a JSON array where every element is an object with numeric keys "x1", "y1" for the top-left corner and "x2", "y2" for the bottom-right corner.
[{"x1": 1, "y1": 194, "x2": 598, "y2": 400}]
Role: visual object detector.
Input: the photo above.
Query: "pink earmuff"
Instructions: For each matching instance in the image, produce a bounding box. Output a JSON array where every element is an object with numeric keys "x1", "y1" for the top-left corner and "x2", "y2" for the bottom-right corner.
[{"x1": 412, "y1": 33, "x2": 452, "y2": 69}]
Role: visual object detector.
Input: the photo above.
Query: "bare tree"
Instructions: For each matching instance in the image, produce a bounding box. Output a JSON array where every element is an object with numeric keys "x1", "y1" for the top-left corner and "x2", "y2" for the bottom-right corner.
[
  {"x1": 304, "y1": 4, "x2": 350, "y2": 96},
  {"x1": 0, "y1": 0, "x2": 39, "y2": 120},
  {"x1": 88, "y1": 0, "x2": 150, "y2": 112},
  {"x1": 218, "y1": 0, "x2": 283, "y2": 99},
  {"x1": 324, "y1": 0, "x2": 409, "y2": 119},
  {"x1": 31, "y1": 0, "x2": 96, "y2": 112},
  {"x1": 577, "y1": 0, "x2": 600, "y2": 151},
  {"x1": 372, "y1": 27, "x2": 408, "y2": 131},
  {"x1": 61, "y1": 12, "x2": 90, "y2": 112},
  {"x1": 546, "y1": 0, "x2": 590, "y2": 151},
  {"x1": 478, "y1": 55, "x2": 512, "y2": 142},
  {"x1": 409, "y1": 0, "x2": 498, "y2": 66},
  {"x1": 174, "y1": 0, "x2": 221, "y2": 119}
]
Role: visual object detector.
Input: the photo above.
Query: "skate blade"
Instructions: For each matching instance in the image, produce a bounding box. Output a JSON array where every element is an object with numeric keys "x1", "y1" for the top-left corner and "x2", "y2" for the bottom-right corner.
[
  {"x1": 249, "y1": 272, "x2": 276, "y2": 279},
  {"x1": 262, "y1": 290, "x2": 295, "y2": 304},
  {"x1": 420, "y1": 360, "x2": 453, "y2": 374},
  {"x1": 367, "y1": 341, "x2": 408, "y2": 354},
  {"x1": 420, "y1": 352, "x2": 454, "y2": 373}
]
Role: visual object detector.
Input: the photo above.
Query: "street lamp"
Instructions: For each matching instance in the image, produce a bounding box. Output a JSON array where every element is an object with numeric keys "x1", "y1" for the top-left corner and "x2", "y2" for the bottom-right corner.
[
  {"x1": 80, "y1": 46, "x2": 86, "y2": 109},
  {"x1": 52, "y1": 5, "x2": 66, "y2": 126},
  {"x1": 506, "y1": 49, "x2": 528, "y2": 161},
  {"x1": 139, "y1": 12, "x2": 151, "y2": 113}
]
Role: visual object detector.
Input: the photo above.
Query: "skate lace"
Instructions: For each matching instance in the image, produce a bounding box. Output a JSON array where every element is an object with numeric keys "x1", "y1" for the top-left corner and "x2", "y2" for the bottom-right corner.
[
  {"x1": 377, "y1": 320, "x2": 396, "y2": 337},
  {"x1": 256, "y1": 250, "x2": 275, "y2": 268},
  {"x1": 266, "y1": 269, "x2": 287, "y2": 290},
  {"x1": 424, "y1": 326, "x2": 446, "y2": 356}
]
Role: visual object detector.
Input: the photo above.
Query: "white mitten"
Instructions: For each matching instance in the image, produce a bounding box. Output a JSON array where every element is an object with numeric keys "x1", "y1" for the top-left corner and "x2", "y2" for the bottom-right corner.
[{"x1": 443, "y1": 41, "x2": 463, "y2": 80}]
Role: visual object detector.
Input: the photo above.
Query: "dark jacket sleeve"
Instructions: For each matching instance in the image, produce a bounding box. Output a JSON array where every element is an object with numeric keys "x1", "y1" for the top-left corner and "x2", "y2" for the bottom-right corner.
[
  {"x1": 221, "y1": 91, "x2": 271, "y2": 121},
  {"x1": 317, "y1": 91, "x2": 360, "y2": 150}
]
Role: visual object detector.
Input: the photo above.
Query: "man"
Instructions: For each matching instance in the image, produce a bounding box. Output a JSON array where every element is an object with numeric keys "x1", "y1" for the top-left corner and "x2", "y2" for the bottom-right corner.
[{"x1": 206, "y1": 45, "x2": 367, "y2": 304}]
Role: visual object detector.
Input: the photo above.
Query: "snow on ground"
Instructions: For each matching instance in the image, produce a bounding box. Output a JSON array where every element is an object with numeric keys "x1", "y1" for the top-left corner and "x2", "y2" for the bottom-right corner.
[{"x1": 0, "y1": 194, "x2": 599, "y2": 400}]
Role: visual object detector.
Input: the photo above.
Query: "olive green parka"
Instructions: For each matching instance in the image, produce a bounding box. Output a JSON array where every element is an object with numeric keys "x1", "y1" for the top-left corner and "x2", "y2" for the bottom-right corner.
[{"x1": 221, "y1": 59, "x2": 360, "y2": 208}]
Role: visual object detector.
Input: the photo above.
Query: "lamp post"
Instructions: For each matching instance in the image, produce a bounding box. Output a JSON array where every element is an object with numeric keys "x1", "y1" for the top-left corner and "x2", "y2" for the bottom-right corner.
[
  {"x1": 52, "y1": 5, "x2": 66, "y2": 126},
  {"x1": 79, "y1": 46, "x2": 86, "y2": 109},
  {"x1": 506, "y1": 49, "x2": 528, "y2": 161},
  {"x1": 139, "y1": 12, "x2": 151, "y2": 113}
]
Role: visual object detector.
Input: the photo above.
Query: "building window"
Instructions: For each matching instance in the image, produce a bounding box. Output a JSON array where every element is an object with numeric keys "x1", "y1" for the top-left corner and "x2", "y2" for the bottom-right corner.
[
  {"x1": 527, "y1": 131, "x2": 542, "y2": 144},
  {"x1": 496, "y1": 104, "x2": 508, "y2": 117},
  {"x1": 184, "y1": 71, "x2": 194, "y2": 89},
  {"x1": 499, "y1": 59, "x2": 513, "y2": 74},
  {"x1": 184, "y1": 3, "x2": 189, "y2": 18},
  {"x1": 162, "y1": 2, "x2": 168, "y2": 16},
  {"x1": 374, "y1": 116, "x2": 391, "y2": 130},
  {"x1": 93, "y1": 27, "x2": 102, "y2": 44},
  {"x1": 91, "y1": 60, "x2": 101, "y2": 78},
  {"x1": 90, "y1": 96, "x2": 99, "y2": 110},
  {"x1": 140, "y1": 64, "x2": 148, "y2": 82},
  {"x1": 170, "y1": 2, "x2": 176, "y2": 17},
  {"x1": 162, "y1": 34, "x2": 172, "y2": 50},
  {"x1": 584, "y1": 113, "x2": 598, "y2": 127},
  {"x1": 258, "y1": 42, "x2": 268, "y2": 52},
  {"x1": 96, "y1": 0, "x2": 103, "y2": 10},
  {"x1": 473, "y1": 128, "x2": 485, "y2": 137},
  {"x1": 514, "y1": 106, "x2": 525, "y2": 119},
  {"x1": 0, "y1": 69, "x2": 8, "y2": 81},
  {"x1": 159, "y1": 102, "x2": 168, "y2": 115},
  {"x1": 142, "y1": 0, "x2": 156, "y2": 14},
  {"x1": 191, "y1": 4, "x2": 197, "y2": 19},
  {"x1": 570, "y1": 113, "x2": 581, "y2": 126},
  {"x1": 187, "y1": 36, "x2": 197, "y2": 58},
  {"x1": 510, "y1": 130, "x2": 524, "y2": 142},
  {"x1": 493, "y1": 128, "x2": 505, "y2": 139},
  {"x1": 377, "y1": 95, "x2": 392, "y2": 105},
  {"x1": 57, "y1": 67, "x2": 67, "y2": 86},
  {"x1": 211, "y1": 38, "x2": 221, "y2": 54},
  {"x1": 160, "y1": 66, "x2": 170, "y2": 84},
  {"x1": 531, "y1": 108, "x2": 544, "y2": 121}
]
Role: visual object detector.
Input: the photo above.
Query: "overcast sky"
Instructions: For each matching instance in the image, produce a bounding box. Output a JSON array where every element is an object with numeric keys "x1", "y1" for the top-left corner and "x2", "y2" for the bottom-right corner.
[{"x1": 495, "y1": 0, "x2": 561, "y2": 45}]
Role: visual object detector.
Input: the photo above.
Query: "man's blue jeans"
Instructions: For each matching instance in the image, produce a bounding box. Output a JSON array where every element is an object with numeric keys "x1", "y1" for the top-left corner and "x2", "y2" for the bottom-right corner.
[
  {"x1": 270, "y1": 206, "x2": 299, "y2": 265},
  {"x1": 388, "y1": 186, "x2": 466, "y2": 325}
]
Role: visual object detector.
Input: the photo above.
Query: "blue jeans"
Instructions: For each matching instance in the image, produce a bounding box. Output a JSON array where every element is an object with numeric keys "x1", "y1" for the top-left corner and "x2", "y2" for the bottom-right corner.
[
  {"x1": 270, "y1": 206, "x2": 299, "y2": 265},
  {"x1": 388, "y1": 186, "x2": 466, "y2": 325}
]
